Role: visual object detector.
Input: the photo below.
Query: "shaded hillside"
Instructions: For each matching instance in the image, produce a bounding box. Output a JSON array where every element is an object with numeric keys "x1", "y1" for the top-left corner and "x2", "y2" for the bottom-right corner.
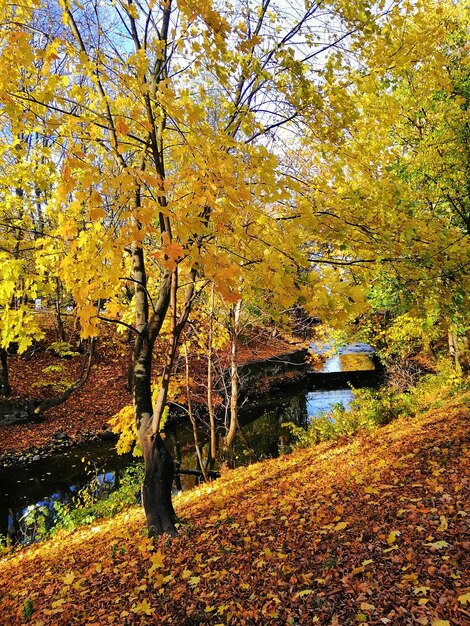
[{"x1": 0, "y1": 391, "x2": 468, "y2": 624}]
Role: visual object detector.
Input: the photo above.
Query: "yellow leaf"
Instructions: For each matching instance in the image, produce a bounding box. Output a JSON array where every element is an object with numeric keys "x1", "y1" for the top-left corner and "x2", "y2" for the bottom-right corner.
[
  {"x1": 89, "y1": 206, "x2": 106, "y2": 220},
  {"x1": 296, "y1": 589, "x2": 314, "y2": 598},
  {"x1": 188, "y1": 576, "x2": 200, "y2": 587},
  {"x1": 431, "y1": 621, "x2": 450, "y2": 626},
  {"x1": 152, "y1": 573, "x2": 165, "y2": 589},
  {"x1": 458, "y1": 591, "x2": 470, "y2": 606},
  {"x1": 89, "y1": 188, "x2": 100, "y2": 202},
  {"x1": 149, "y1": 550, "x2": 165, "y2": 570},
  {"x1": 334, "y1": 521, "x2": 348, "y2": 532},
  {"x1": 437, "y1": 515, "x2": 448, "y2": 532},
  {"x1": 414, "y1": 586, "x2": 431, "y2": 597},
  {"x1": 116, "y1": 117, "x2": 129, "y2": 134},
  {"x1": 387, "y1": 530, "x2": 400, "y2": 545},
  {"x1": 131, "y1": 599, "x2": 153, "y2": 616},
  {"x1": 402, "y1": 573, "x2": 418, "y2": 584},
  {"x1": 51, "y1": 598, "x2": 66, "y2": 609},
  {"x1": 426, "y1": 540, "x2": 448, "y2": 550},
  {"x1": 165, "y1": 241, "x2": 184, "y2": 261},
  {"x1": 62, "y1": 572, "x2": 75, "y2": 585}
]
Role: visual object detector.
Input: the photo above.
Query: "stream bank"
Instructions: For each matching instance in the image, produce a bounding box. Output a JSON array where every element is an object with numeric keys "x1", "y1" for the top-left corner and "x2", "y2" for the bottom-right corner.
[{"x1": 0, "y1": 345, "x2": 311, "y2": 469}]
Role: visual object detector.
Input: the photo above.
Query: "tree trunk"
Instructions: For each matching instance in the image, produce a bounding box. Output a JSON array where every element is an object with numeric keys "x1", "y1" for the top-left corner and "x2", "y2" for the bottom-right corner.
[
  {"x1": 54, "y1": 278, "x2": 66, "y2": 342},
  {"x1": 0, "y1": 348, "x2": 10, "y2": 396},
  {"x1": 224, "y1": 300, "x2": 241, "y2": 452},
  {"x1": 184, "y1": 340, "x2": 208, "y2": 482},
  {"x1": 132, "y1": 241, "x2": 177, "y2": 537},
  {"x1": 448, "y1": 330, "x2": 459, "y2": 369},
  {"x1": 207, "y1": 283, "x2": 217, "y2": 462},
  {"x1": 448, "y1": 329, "x2": 470, "y2": 374},
  {"x1": 141, "y1": 433, "x2": 178, "y2": 537},
  {"x1": 134, "y1": 326, "x2": 177, "y2": 538}
]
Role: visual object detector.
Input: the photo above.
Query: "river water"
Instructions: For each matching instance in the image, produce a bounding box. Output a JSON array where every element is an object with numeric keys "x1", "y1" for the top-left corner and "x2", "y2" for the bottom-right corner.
[{"x1": 0, "y1": 346, "x2": 377, "y2": 542}]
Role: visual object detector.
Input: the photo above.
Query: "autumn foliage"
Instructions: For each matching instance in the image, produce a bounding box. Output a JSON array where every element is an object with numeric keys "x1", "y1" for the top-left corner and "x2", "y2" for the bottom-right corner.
[{"x1": 1, "y1": 391, "x2": 468, "y2": 625}]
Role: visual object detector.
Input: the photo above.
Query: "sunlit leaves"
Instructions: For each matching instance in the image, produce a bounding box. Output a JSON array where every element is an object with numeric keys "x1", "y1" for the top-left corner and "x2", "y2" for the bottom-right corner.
[
  {"x1": 297, "y1": 0, "x2": 470, "y2": 350},
  {"x1": 148, "y1": 550, "x2": 165, "y2": 574}
]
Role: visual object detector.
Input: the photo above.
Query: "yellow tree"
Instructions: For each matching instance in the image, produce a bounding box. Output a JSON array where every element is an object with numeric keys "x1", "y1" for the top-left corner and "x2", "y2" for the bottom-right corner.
[
  {"x1": 0, "y1": 0, "x2": 383, "y2": 535},
  {"x1": 0, "y1": 126, "x2": 58, "y2": 394},
  {"x1": 297, "y1": 0, "x2": 470, "y2": 363}
]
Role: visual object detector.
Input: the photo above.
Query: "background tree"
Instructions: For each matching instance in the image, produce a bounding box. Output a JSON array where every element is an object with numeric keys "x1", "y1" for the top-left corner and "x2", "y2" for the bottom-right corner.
[{"x1": 297, "y1": 0, "x2": 470, "y2": 369}]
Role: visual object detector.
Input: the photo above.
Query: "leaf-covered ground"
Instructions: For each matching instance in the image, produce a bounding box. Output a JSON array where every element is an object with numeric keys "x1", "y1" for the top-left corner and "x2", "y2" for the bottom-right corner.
[{"x1": 1, "y1": 391, "x2": 469, "y2": 625}]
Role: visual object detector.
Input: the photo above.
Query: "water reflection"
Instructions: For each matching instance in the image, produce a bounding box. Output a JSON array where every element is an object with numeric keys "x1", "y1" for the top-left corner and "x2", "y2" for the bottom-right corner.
[
  {"x1": 2, "y1": 468, "x2": 124, "y2": 544},
  {"x1": 236, "y1": 391, "x2": 309, "y2": 461},
  {"x1": 0, "y1": 385, "x2": 359, "y2": 542},
  {"x1": 311, "y1": 341, "x2": 376, "y2": 373},
  {"x1": 306, "y1": 387, "x2": 354, "y2": 418}
]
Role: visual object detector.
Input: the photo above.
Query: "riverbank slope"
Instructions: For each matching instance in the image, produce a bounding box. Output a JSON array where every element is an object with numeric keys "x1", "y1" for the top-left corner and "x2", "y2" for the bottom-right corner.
[
  {"x1": 1, "y1": 389, "x2": 468, "y2": 625},
  {"x1": 0, "y1": 326, "x2": 305, "y2": 464}
]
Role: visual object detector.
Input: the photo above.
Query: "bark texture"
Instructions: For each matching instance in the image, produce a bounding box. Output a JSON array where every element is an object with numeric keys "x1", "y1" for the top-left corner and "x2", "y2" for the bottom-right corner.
[
  {"x1": 141, "y1": 433, "x2": 178, "y2": 537},
  {"x1": 0, "y1": 349, "x2": 10, "y2": 396}
]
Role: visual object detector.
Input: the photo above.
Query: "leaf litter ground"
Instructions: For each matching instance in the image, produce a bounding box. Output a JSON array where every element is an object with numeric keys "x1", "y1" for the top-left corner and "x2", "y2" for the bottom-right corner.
[{"x1": 1, "y1": 391, "x2": 469, "y2": 625}]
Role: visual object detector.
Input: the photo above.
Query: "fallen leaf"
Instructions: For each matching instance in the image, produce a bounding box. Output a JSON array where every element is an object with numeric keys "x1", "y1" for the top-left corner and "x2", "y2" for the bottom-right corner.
[
  {"x1": 458, "y1": 591, "x2": 470, "y2": 606},
  {"x1": 387, "y1": 530, "x2": 400, "y2": 545},
  {"x1": 426, "y1": 540, "x2": 449, "y2": 550},
  {"x1": 148, "y1": 550, "x2": 165, "y2": 573},
  {"x1": 131, "y1": 599, "x2": 153, "y2": 616}
]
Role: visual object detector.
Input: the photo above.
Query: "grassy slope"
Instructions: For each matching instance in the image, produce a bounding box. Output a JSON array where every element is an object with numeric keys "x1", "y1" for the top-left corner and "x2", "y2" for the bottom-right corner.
[{"x1": 0, "y1": 392, "x2": 469, "y2": 625}]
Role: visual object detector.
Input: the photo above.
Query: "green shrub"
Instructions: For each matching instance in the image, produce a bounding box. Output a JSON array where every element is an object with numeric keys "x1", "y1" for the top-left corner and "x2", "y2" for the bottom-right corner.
[
  {"x1": 0, "y1": 533, "x2": 12, "y2": 556},
  {"x1": 284, "y1": 386, "x2": 418, "y2": 448},
  {"x1": 52, "y1": 463, "x2": 144, "y2": 534},
  {"x1": 22, "y1": 598, "x2": 34, "y2": 620},
  {"x1": 47, "y1": 341, "x2": 80, "y2": 358},
  {"x1": 20, "y1": 504, "x2": 51, "y2": 541},
  {"x1": 31, "y1": 363, "x2": 74, "y2": 393}
]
